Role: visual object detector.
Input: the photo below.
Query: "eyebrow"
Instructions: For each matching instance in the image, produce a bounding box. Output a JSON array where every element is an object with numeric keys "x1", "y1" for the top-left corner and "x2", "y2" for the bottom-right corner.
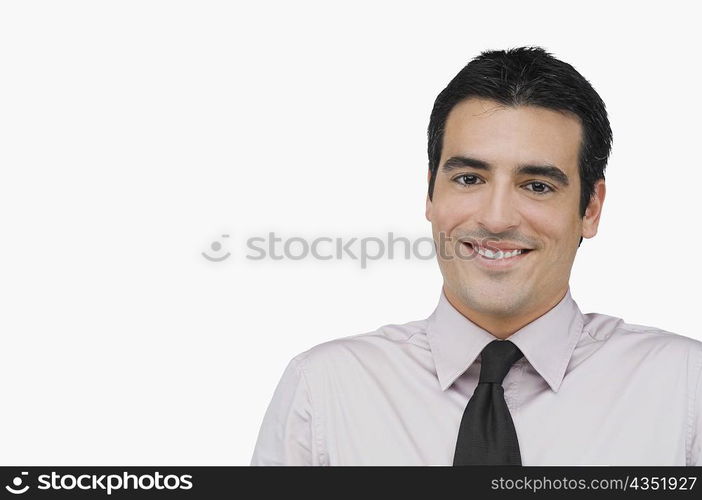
[{"x1": 441, "y1": 155, "x2": 570, "y2": 187}]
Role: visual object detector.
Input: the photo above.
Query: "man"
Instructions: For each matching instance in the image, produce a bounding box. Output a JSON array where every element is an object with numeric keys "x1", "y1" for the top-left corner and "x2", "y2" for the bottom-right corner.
[{"x1": 250, "y1": 47, "x2": 702, "y2": 465}]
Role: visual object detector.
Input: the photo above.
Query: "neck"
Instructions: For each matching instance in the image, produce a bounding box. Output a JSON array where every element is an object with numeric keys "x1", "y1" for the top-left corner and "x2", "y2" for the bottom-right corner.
[{"x1": 443, "y1": 285, "x2": 568, "y2": 339}]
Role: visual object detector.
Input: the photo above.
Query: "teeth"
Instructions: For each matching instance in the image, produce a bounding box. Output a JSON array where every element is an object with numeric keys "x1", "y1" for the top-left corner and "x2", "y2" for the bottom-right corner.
[{"x1": 476, "y1": 246, "x2": 524, "y2": 260}]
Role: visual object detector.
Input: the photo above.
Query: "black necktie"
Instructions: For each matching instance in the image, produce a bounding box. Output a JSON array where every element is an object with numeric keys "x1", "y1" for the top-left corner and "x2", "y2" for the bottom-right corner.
[{"x1": 453, "y1": 339, "x2": 524, "y2": 465}]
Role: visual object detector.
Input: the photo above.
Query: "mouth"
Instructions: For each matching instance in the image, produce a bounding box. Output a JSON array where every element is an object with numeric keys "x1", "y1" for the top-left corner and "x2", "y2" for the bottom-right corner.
[{"x1": 461, "y1": 242, "x2": 534, "y2": 268}]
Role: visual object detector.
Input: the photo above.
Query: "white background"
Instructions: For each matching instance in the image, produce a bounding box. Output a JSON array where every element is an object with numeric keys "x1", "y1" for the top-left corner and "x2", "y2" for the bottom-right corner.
[{"x1": 1, "y1": 1, "x2": 700, "y2": 465}]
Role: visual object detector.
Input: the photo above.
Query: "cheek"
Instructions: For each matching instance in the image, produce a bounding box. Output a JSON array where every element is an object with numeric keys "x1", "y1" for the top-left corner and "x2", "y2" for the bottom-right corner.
[
  {"x1": 430, "y1": 193, "x2": 477, "y2": 233},
  {"x1": 520, "y1": 201, "x2": 576, "y2": 238},
  {"x1": 432, "y1": 185, "x2": 479, "y2": 232}
]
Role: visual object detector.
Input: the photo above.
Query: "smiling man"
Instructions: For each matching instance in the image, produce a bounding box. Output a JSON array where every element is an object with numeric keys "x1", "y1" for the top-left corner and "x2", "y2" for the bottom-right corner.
[
  {"x1": 251, "y1": 47, "x2": 702, "y2": 466},
  {"x1": 429, "y1": 97, "x2": 594, "y2": 340}
]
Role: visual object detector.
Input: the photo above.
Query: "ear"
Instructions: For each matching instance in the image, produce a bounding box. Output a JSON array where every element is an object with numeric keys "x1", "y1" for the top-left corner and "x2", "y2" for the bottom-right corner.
[
  {"x1": 581, "y1": 179, "x2": 606, "y2": 239},
  {"x1": 425, "y1": 170, "x2": 433, "y2": 222}
]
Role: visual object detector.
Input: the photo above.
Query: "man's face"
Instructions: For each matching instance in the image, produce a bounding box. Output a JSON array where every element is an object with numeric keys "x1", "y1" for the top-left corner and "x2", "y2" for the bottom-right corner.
[{"x1": 426, "y1": 97, "x2": 605, "y2": 321}]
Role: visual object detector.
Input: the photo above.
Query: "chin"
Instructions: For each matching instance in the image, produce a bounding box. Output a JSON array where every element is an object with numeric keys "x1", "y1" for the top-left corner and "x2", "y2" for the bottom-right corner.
[{"x1": 456, "y1": 281, "x2": 528, "y2": 315}]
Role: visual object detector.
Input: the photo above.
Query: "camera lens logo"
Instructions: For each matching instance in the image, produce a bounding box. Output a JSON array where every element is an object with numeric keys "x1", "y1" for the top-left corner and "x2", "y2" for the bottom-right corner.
[
  {"x1": 5, "y1": 472, "x2": 29, "y2": 494},
  {"x1": 202, "y1": 234, "x2": 231, "y2": 262}
]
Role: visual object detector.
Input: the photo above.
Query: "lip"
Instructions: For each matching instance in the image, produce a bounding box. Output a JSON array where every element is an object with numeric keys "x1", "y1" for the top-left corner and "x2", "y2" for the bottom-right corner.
[
  {"x1": 462, "y1": 242, "x2": 533, "y2": 270},
  {"x1": 462, "y1": 240, "x2": 533, "y2": 252}
]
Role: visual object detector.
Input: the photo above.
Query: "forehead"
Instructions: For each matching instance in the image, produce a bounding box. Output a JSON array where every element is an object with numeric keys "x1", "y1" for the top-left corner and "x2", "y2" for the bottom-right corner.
[{"x1": 442, "y1": 98, "x2": 583, "y2": 175}]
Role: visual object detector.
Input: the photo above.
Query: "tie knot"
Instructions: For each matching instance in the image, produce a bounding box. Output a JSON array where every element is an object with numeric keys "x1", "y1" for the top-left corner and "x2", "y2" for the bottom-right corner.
[{"x1": 478, "y1": 340, "x2": 523, "y2": 384}]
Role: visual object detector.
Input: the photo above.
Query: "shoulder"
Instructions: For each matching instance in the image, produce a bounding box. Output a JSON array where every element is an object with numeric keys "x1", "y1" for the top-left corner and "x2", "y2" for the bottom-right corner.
[
  {"x1": 290, "y1": 318, "x2": 430, "y2": 375},
  {"x1": 583, "y1": 311, "x2": 702, "y2": 365}
]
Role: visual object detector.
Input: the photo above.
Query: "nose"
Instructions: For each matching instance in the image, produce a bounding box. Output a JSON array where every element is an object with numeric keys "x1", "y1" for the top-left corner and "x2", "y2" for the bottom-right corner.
[{"x1": 475, "y1": 183, "x2": 521, "y2": 234}]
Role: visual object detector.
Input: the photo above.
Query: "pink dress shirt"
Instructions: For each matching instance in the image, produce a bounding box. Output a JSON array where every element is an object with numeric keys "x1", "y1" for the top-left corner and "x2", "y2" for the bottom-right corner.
[{"x1": 251, "y1": 287, "x2": 702, "y2": 465}]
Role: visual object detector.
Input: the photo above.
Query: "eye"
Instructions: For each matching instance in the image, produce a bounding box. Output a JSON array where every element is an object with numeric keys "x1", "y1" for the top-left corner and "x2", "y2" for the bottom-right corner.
[
  {"x1": 452, "y1": 174, "x2": 483, "y2": 186},
  {"x1": 523, "y1": 181, "x2": 555, "y2": 195}
]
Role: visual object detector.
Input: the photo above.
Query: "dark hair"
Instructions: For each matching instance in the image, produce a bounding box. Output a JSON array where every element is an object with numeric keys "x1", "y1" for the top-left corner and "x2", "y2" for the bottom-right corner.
[{"x1": 427, "y1": 47, "x2": 612, "y2": 245}]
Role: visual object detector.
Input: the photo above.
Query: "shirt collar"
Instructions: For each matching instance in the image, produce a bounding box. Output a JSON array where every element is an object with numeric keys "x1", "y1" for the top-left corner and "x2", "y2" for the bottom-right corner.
[{"x1": 426, "y1": 286, "x2": 584, "y2": 393}]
